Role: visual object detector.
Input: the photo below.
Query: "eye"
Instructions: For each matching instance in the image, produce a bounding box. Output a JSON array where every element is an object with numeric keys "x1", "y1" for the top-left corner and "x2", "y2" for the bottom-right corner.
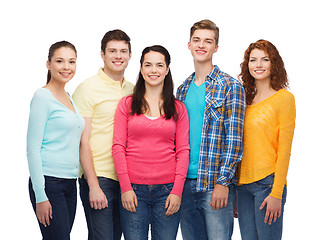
[
  {"x1": 70, "y1": 60, "x2": 76, "y2": 64},
  {"x1": 56, "y1": 60, "x2": 63, "y2": 63}
]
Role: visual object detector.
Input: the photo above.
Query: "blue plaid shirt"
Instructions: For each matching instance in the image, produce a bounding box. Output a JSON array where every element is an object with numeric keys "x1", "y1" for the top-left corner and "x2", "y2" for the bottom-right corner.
[{"x1": 176, "y1": 65, "x2": 246, "y2": 192}]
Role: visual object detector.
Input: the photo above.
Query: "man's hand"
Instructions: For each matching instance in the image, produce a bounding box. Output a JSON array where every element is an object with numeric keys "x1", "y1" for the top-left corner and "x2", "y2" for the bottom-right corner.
[
  {"x1": 210, "y1": 184, "x2": 229, "y2": 210},
  {"x1": 89, "y1": 186, "x2": 108, "y2": 210}
]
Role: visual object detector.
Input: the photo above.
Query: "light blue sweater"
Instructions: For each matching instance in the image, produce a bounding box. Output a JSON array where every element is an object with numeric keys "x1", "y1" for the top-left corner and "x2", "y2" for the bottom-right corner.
[{"x1": 27, "y1": 88, "x2": 84, "y2": 203}]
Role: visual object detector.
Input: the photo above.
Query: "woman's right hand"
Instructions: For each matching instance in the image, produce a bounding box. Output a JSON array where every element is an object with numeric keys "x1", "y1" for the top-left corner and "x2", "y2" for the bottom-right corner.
[
  {"x1": 36, "y1": 200, "x2": 52, "y2": 227},
  {"x1": 121, "y1": 190, "x2": 138, "y2": 213}
]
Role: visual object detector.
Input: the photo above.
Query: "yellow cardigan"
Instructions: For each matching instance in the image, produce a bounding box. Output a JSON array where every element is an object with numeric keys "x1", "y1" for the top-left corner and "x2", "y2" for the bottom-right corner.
[{"x1": 238, "y1": 89, "x2": 296, "y2": 199}]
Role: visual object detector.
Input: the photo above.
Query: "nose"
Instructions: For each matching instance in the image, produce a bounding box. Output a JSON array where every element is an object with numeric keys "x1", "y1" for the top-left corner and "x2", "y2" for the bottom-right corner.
[
  {"x1": 115, "y1": 50, "x2": 122, "y2": 59},
  {"x1": 198, "y1": 41, "x2": 205, "y2": 48},
  {"x1": 256, "y1": 60, "x2": 263, "y2": 68},
  {"x1": 63, "y1": 62, "x2": 70, "y2": 69},
  {"x1": 151, "y1": 65, "x2": 157, "y2": 73}
]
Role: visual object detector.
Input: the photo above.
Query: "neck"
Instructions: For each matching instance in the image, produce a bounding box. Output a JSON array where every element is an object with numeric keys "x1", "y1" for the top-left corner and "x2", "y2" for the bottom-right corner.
[
  {"x1": 194, "y1": 61, "x2": 214, "y2": 86},
  {"x1": 144, "y1": 84, "x2": 163, "y2": 101},
  {"x1": 255, "y1": 78, "x2": 273, "y2": 95},
  {"x1": 103, "y1": 67, "x2": 124, "y2": 84},
  {"x1": 46, "y1": 80, "x2": 66, "y2": 93}
]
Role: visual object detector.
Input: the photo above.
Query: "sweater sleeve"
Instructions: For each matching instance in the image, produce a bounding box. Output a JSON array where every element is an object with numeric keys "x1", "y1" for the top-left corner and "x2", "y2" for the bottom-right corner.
[
  {"x1": 112, "y1": 97, "x2": 132, "y2": 194},
  {"x1": 170, "y1": 101, "x2": 190, "y2": 197},
  {"x1": 270, "y1": 91, "x2": 296, "y2": 199},
  {"x1": 26, "y1": 90, "x2": 50, "y2": 203},
  {"x1": 217, "y1": 83, "x2": 246, "y2": 186}
]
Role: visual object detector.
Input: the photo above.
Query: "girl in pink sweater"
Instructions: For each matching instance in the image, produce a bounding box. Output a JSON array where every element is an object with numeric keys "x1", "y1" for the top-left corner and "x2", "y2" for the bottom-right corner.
[{"x1": 112, "y1": 45, "x2": 190, "y2": 240}]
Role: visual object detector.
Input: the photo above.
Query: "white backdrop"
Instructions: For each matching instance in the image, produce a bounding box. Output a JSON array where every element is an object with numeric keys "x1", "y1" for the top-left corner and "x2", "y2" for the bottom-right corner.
[{"x1": 1, "y1": 0, "x2": 321, "y2": 239}]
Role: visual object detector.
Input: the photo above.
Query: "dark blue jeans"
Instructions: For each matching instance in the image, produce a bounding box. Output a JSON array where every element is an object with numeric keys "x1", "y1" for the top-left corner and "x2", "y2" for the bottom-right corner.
[
  {"x1": 29, "y1": 176, "x2": 77, "y2": 240},
  {"x1": 79, "y1": 176, "x2": 122, "y2": 240},
  {"x1": 120, "y1": 183, "x2": 180, "y2": 240}
]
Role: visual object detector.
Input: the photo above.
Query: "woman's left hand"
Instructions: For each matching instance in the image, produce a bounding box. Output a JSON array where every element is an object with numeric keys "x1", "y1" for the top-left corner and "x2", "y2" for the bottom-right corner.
[
  {"x1": 165, "y1": 194, "x2": 181, "y2": 216},
  {"x1": 259, "y1": 195, "x2": 282, "y2": 225}
]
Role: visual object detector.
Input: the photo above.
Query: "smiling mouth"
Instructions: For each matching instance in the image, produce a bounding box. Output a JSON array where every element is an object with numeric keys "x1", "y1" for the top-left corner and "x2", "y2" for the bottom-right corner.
[
  {"x1": 149, "y1": 75, "x2": 159, "y2": 80},
  {"x1": 60, "y1": 72, "x2": 71, "y2": 77},
  {"x1": 196, "y1": 49, "x2": 206, "y2": 54},
  {"x1": 254, "y1": 70, "x2": 265, "y2": 73},
  {"x1": 113, "y1": 61, "x2": 123, "y2": 65}
]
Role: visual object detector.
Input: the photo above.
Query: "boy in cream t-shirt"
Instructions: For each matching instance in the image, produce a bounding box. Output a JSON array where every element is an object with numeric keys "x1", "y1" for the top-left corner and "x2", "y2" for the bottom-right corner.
[{"x1": 73, "y1": 29, "x2": 133, "y2": 240}]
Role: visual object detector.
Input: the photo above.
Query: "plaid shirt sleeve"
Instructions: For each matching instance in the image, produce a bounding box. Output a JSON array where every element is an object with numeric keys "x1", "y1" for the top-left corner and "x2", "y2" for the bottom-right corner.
[{"x1": 216, "y1": 82, "x2": 245, "y2": 186}]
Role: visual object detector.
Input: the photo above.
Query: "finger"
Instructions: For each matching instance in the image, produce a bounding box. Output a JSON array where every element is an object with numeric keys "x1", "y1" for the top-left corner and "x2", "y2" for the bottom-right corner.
[
  {"x1": 268, "y1": 212, "x2": 274, "y2": 225},
  {"x1": 224, "y1": 198, "x2": 228, "y2": 208},
  {"x1": 165, "y1": 197, "x2": 170, "y2": 209},
  {"x1": 90, "y1": 200, "x2": 95, "y2": 209},
  {"x1": 264, "y1": 210, "x2": 269, "y2": 224},
  {"x1": 259, "y1": 200, "x2": 266, "y2": 210},
  {"x1": 134, "y1": 195, "x2": 138, "y2": 207},
  {"x1": 273, "y1": 211, "x2": 278, "y2": 223},
  {"x1": 45, "y1": 213, "x2": 50, "y2": 227}
]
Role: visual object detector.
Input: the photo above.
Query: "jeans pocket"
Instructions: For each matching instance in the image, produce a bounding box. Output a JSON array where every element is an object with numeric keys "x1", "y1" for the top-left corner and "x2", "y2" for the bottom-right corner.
[
  {"x1": 254, "y1": 174, "x2": 274, "y2": 188},
  {"x1": 163, "y1": 183, "x2": 174, "y2": 193}
]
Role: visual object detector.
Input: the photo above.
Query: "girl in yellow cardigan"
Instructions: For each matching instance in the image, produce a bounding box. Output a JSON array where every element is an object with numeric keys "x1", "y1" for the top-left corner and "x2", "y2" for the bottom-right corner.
[{"x1": 237, "y1": 39, "x2": 295, "y2": 240}]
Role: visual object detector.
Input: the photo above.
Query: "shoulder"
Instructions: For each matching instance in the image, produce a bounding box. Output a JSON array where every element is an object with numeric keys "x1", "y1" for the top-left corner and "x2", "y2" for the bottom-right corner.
[
  {"x1": 31, "y1": 88, "x2": 51, "y2": 103},
  {"x1": 276, "y1": 89, "x2": 295, "y2": 101},
  {"x1": 118, "y1": 95, "x2": 133, "y2": 108},
  {"x1": 174, "y1": 100, "x2": 187, "y2": 115},
  {"x1": 274, "y1": 89, "x2": 295, "y2": 108},
  {"x1": 177, "y1": 73, "x2": 194, "y2": 91}
]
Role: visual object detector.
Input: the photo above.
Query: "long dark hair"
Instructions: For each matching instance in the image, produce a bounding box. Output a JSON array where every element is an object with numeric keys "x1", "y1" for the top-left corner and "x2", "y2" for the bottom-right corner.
[
  {"x1": 239, "y1": 39, "x2": 288, "y2": 105},
  {"x1": 131, "y1": 45, "x2": 177, "y2": 120},
  {"x1": 47, "y1": 41, "x2": 77, "y2": 84}
]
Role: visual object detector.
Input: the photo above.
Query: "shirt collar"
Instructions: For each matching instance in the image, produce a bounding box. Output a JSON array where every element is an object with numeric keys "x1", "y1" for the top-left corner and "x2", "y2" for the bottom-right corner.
[{"x1": 97, "y1": 68, "x2": 126, "y2": 86}]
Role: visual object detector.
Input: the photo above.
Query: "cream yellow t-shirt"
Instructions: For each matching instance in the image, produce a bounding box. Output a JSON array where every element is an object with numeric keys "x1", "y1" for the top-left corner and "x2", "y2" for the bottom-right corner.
[
  {"x1": 73, "y1": 68, "x2": 134, "y2": 180},
  {"x1": 238, "y1": 89, "x2": 296, "y2": 199}
]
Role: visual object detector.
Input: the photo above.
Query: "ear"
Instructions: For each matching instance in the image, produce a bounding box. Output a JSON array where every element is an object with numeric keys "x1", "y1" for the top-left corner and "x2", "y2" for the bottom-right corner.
[
  {"x1": 129, "y1": 52, "x2": 132, "y2": 60},
  {"x1": 166, "y1": 67, "x2": 170, "y2": 76},
  {"x1": 46, "y1": 60, "x2": 50, "y2": 70},
  {"x1": 213, "y1": 44, "x2": 219, "y2": 54},
  {"x1": 188, "y1": 41, "x2": 191, "y2": 51},
  {"x1": 100, "y1": 50, "x2": 105, "y2": 61}
]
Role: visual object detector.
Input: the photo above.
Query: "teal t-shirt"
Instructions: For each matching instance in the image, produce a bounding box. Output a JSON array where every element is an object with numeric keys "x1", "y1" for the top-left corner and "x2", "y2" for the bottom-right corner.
[{"x1": 184, "y1": 79, "x2": 206, "y2": 178}]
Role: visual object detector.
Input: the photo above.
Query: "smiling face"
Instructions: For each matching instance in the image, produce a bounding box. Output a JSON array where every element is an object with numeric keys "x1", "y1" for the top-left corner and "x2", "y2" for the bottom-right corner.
[
  {"x1": 248, "y1": 48, "x2": 271, "y2": 82},
  {"x1": 140, "y1": 51, "x2": 169, "y2": 89},
  {"x1": 101, "y1": 40, "x2": 131, "y2": 76},
  {"x1": 188, "y1": 29, "x2": 218, "y2": 64},
  {"x1": 46, "y1": 47, "x2": 76, "y2": 84}
]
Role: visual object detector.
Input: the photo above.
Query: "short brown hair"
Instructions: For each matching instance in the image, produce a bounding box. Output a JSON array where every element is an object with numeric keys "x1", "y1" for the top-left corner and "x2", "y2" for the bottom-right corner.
[
  {"x1": 101, "y1": 29, "x2": 131, "y2": 54},
  {"x1": 190, "y1": 19, "x2": 219, "y2": 45}
]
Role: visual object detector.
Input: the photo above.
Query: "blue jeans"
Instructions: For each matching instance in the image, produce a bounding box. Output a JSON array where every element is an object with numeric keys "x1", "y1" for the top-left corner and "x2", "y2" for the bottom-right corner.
[
  {"x1": 180, "y1": 179, "x2": 235, "y2": 240},
  {"x1": 120, "y1": 183, "x2": 180, "y2": 240},
  {"x1": 237, "y1": 174, "x2": 287, "y2": 240},
  {"x1": 29, "y1": 176, "x2": 77, "y2": 240},
  {"x1": 79, "y1": 176, "x2": 122, "y2": 240}
]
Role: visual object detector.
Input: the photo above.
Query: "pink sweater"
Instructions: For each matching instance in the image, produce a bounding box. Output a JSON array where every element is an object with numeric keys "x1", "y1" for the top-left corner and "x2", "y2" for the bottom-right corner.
[{"x1": 112, "y1": 96, "x2": 190, "y2": 197}]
